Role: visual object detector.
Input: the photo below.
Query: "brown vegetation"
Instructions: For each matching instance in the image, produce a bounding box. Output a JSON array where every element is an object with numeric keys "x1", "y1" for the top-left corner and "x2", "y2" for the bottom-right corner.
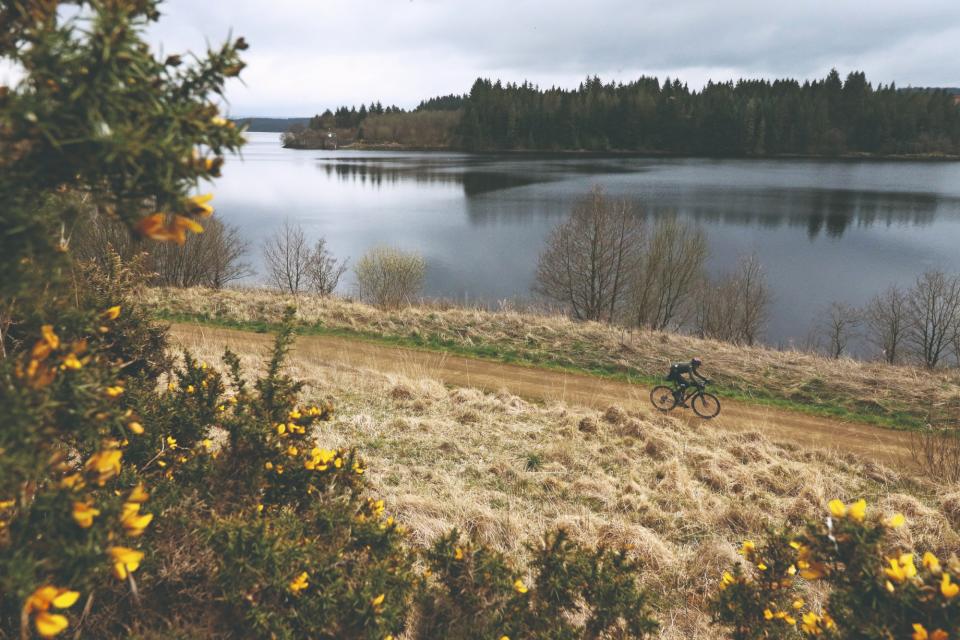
[
  {"x1": 145, "y1": 286, "x2": 960, "y2": 428},
  {"x1": 171, "y1": 325, "x2": 960, "y2": 639}
]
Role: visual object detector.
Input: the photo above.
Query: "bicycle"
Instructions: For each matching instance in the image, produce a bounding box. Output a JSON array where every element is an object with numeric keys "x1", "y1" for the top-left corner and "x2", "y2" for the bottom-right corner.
[{"x1": 649, "y1": 380, "x2": 721, "y2": 419}]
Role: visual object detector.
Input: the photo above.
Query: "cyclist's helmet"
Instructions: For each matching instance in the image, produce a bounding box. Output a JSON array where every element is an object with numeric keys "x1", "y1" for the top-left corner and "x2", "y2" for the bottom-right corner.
[{"x1": 690, "y1": 357, "x2": 702, "y2": 368}]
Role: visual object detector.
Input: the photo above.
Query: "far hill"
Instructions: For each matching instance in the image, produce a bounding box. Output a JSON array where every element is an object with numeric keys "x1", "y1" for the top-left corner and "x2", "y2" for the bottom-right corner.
[{"x1": 232, "y1": 116, "x2": 310, "y2": 132}]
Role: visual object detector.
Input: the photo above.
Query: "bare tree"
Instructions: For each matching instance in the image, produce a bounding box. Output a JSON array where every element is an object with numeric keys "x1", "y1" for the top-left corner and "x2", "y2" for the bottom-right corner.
[
  {"x1": 69, "y1": 203, "x2": 251, "y2": 289},
  {"x1": 863, "y1": 285, "x2": 909, "y2": 364},
  {"x1": 695, "y1": 252, "x2": 771, "y2": 345},
  {"x1": 354, "y1": 246, "x2": 426, "y2": 309},
  {"x1": 151, "y1": 217, "x2": 252, "y2": 289},
  {"x1": 262, "y1": 220, "x2": 312, "y2": 295},
  {"x1": 628, "y1": 215, "x2": 708, "y2": 331},
  {"x1": 906, "y1": 269, "x2": 960, "y2": 369},
  {"x1": 534, "y1": 186, "x2": 643, "y2": 322},
  {"x1": 306, "y1": 237, "x2": 348, "y2": 296},
  {"x1": 817, "y1": 301, "x2": 862, "y2": 358}
]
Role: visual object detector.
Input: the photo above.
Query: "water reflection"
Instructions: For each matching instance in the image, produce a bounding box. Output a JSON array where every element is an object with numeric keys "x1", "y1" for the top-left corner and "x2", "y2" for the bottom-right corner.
[
  {"x1": 316, "y1": 156, "x2": 953, "y2": 238},
  {"x1": 221, "y1": 134, "x2": 960, "y2": 345}
]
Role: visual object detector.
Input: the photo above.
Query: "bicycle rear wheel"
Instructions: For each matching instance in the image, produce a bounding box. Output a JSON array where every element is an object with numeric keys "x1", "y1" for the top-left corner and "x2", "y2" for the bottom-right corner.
[
  {"x1": 691, "y1": 392, "x2": 721, "y2": 419},
  {"x1": 650, "y1": 386, "x2": 677, "y2": 412}
]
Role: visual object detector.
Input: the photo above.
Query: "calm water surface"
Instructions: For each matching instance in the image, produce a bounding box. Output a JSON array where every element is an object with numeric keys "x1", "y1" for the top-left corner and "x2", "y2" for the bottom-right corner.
[{"x1": 219, "y1": 132, "x2": 960, "y2": 347}]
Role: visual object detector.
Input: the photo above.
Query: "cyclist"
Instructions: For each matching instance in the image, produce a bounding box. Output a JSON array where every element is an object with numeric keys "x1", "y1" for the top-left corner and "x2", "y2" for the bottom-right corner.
[{"x1": 666, "y1": 357, "x2": 708, "y2": 407}]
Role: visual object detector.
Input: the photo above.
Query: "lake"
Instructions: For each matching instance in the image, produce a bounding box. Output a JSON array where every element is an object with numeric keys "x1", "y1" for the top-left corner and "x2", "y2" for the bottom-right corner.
[{"x1": 217, "y1": 131, "x2": 960, "y2": 349}]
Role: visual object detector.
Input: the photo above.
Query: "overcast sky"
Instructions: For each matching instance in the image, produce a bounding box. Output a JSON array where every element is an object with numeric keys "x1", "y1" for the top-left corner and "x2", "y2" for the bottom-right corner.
[{"x1": 144, "y1": 0, "x2": 959, "y2": 116}]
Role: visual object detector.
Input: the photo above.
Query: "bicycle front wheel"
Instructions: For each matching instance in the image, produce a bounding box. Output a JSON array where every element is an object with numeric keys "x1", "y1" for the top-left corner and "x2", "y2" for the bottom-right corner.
[
  {"x1": 650, "y1": 386, "x2": 677, "y2": 412},
  {"x1": 691, "y1": 392, "x2": 721, "y2": 419}
]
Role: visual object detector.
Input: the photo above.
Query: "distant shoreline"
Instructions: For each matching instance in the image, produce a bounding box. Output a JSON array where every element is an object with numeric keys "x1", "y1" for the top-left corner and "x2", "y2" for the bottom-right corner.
[{"x1": 271, "y1": 137, "x2": 960, "y2": 162}]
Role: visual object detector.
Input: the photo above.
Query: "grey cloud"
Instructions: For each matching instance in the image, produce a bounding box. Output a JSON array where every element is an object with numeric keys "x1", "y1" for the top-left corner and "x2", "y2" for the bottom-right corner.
[{"x1": 147, "y1": 0, "x2": 960, "y2": 116}]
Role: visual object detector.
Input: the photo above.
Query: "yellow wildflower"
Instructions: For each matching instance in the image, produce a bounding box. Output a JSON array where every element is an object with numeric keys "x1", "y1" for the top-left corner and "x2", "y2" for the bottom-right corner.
[
  {"x1": 828, "y1": 499, "x2": 846, "y2": 518},
  {"x1": 847, "y1": 498, "x2": 866, "y2": 522},
  {"x1": 719, "y1": 571, "x2": 735, "y2": 590},
  {"x1": 739, "y1": 540, "x2": 755, "y2": 556},
  {"x1": 186, "y1": 385, "x2": 195, "y2": 394},
  {"x1": 202, "y1": 439, "x2": 213, "y2": 451},
  {"x1": 287, "y1": 445, "x2": 298, "y2": 457},
  {"x1": 71, "y1": 501, "x2": 100, "y2": 528},
  {"x1": 104, "y1": 386, "x2": 124, "y2": 397},
  {"x1": 187, "y1": 193, "x2": 215, "y2": 218},
  {"x1": 289, "y1": 408, "x2": 301, "y2": 419},
  {"x1": 756, "y1": 562, "x2": 768, "y2": 571},
  {"x1": 127, "y1": 421, "x2": 144, "y2": 435},
  {"x1": 84, "y1": 449, "x2": 122, "y2": 485},
  {"x1": 166, "y1": 436, "x2": 177, "y2": 450},
  {"x1": 792, "y1": 599, "x2": 804, "y2": 610},
  {"x1": 41, "y1": 325, "x2": 60, "y2": 349},
  {"x1": 128, "y1": 483, "x2": 149, "y2": 503},
  {"x1": 24, "y1": 586, "x2": 80, "y2": 638},
  {"x1": 289, "y1": 571, "x2": 309, "y2": 595},
  {"x1": 941, "y1": 573, "x2": 959, "y2": 599},
  {"x1": 913, "y1": 624, "x2": 929, "y2": 640},
  {"x1": 513, "y1": 579, "x2": 528, "y2": 594},
  {"x1": 763, "y1": 609, "x2": 774, "y2": 620},
  {"x1": 454, "y1": 547, "x2": 464, "y2": 560},
  {"x1": 120, "y1": 502, "x2": 153, "y2": 537},
  {"x1": 886, "y1": 513, "x2": 906, "y2": 528},
  {"x1": 61, "y1": 353, "x2": 82, "y2": 370},
  {"x1": 109, "y1": 546, "x2": 144, "y2": 580},
  {"x1": 371, "y1": 593, "x2": 385, "y2": 607},
  {"x1": 923, "y1": 551, "x2": 941, "y2": 574},
  {"x1": 884, "y1": 554, "x2": 917, "y2": 583},
  {"x1": 103, "y1": 306, "x2": 121, "y2": 320}
]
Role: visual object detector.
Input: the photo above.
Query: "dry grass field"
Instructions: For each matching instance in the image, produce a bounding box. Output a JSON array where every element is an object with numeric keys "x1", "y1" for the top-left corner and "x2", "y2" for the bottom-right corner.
[
  {"x1": 147, "y1": 287, "x2": 960, "y2": 430},
  {"x1": 172, "y1": 323, "x2": 960, "y2": 639}
]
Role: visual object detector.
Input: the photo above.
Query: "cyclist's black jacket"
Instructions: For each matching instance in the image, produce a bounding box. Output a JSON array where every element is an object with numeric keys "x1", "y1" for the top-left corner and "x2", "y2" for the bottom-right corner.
[{"x1": 668, "y1": 362, "x2": 706, "y2": 382}]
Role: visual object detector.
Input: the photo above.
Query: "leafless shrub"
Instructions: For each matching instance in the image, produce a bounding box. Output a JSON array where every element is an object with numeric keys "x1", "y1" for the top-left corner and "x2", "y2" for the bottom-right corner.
[
  {"x1": 908, "y1": 427, "x2": 960, "y2": 483},
  {"x1": 69, "y1": 205, "x2": 251, "y2": 289},
  {"x1": 151, "y1": 217, "x2": 252, "y2": 288},
  {"x1": 906, "y1": 269, "x2": 960, "y2": 368},
  {"x1": 354, "y1": 246, "x2": 426, "y2": 309},
  {"x1": 262, "y1": 220, "x2": 310, "y2": 295},
  {"x1": 534, "y1": 186, "x2": 643, "y2": 322},
  {"x1": 628, "y1": 216, "x2": 708, "y2": 331},
  {"x1": 864, "y1": 285, "x2": 910, "y2": 364},
  {"x1": 695, "y1": 253, "x2": 771, "y2": 345},
  {"x1": 306, "y1": 237, "x2": 348, "y2": 296},
  {"x1": 816, "y1": 302, "x2": 862, "y2": 359}
]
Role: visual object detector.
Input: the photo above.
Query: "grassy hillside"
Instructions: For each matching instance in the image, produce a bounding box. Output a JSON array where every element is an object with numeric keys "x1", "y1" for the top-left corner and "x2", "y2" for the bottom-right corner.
[
  {"x1": 147, "y1": 287, "x2": 960, "y2": 430},
  {"x1": 172, "y1": 323, "x2": 960, "y2": 639}
]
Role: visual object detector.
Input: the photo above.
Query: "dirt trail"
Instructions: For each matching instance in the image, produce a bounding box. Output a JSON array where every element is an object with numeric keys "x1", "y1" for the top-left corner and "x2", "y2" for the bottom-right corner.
[{"x1": 170, "y1": 323, "x2": 913, "y2": 465}]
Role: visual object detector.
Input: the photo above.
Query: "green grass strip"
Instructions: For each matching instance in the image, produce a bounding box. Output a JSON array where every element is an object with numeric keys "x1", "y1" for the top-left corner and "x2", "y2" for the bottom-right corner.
[{"x1": 156, "y1": 310, "x2": 924, "y2": 432}]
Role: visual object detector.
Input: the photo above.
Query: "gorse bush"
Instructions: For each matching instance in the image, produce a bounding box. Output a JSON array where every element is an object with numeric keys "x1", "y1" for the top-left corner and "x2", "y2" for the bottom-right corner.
[
  {"x1": 0, "y1": 6, "x2": 656, "y2": 638},
  {"x1": 711, "y1": 498, "x2": 960, "y2": 639}
]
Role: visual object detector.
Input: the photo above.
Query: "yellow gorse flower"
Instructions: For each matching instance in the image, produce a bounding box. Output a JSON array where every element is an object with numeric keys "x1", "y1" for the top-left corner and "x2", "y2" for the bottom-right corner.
[
  {"x1": 289, "y1": 571, "x2": 309, "y2": 595},
  {"x1": 513, "y1": 579, "x2": 528, "y2": 594},
  {"x1": 120, "y1": 502, "x2": 153, "y2": 537},
  {"x1": 847, "y1": 498, "x2": 866, "y2": 522},
  {"x1": 941, "y1": 573, "x2": 959, "y2": 599},
  {"x1": 104, "y1": 385, "x2": 124, "y2": 397},
  {"x1": 84, "y1": 449, "x2": 122, "y2": 485},
  {"x1": 103, "y1": 305, "x2": 121, "y2": 320},
  {"x1": 71, "y1": 501, "x2": 100, "y2": 528},
  {"x1": 923, "y1": 551, "x2": 941, "y2": 574},
  {"x1": 371, "y1": 593, "x2": 385, "y2": 607},
  {"x1": 41, "y1": 324, "x2": 60, "y2": 349},
  {"x1": 884, "y1": 554, "x2": 917, "y2": 584},
  {"x1": 24, "y1": 586, "x2": 80, "y2": 638},
  {"x1": 886, "y1": 513, "x2": 906, "y2": 528},
  {"x1": 187, "y1": 193, "x2": 215, "y2": 218},
  {"x1": 61, "y1": 353, "x2": 82, "y2": 370},
  {"x1": 128, "y1": 421, "x2": 145, "y2": 435},
  {"x1": 109, "y1": 546, "x2": 144, "y2": 580}
]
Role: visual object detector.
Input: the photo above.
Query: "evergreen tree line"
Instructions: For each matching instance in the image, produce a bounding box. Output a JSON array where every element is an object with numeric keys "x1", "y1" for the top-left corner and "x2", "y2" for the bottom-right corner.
[
  {"x1": 459, "y1": 70, "x2": 960, "y2": 154},
  {"x1": 290, "y1": 70, "x2": 960, "y2": 156}
]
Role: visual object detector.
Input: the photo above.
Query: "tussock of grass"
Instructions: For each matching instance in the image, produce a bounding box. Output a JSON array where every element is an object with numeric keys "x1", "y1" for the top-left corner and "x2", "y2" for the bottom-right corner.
[
  {"x1": 147, "y1": 287, "x2": 960, "y2": 430},
  {"x1": 174, "y1": 328, "x2": 960, "y2": 639}
]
